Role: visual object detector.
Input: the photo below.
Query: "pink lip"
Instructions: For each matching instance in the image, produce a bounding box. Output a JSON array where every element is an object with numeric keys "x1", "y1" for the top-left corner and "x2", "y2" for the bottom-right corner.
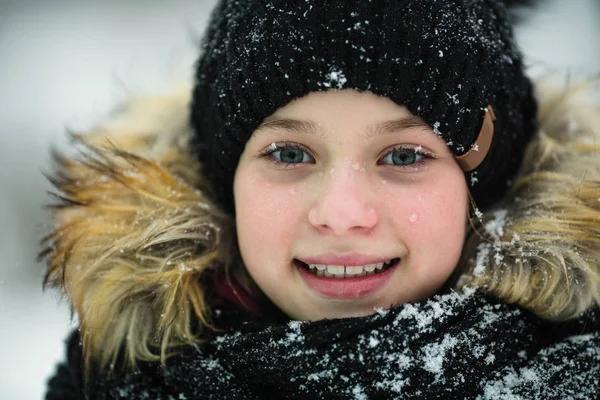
[
  {"x1": 299, "y1": 253, "x2": 394, "y2": 266},
  {"x1": 296, "y1": 261, "x2": 397, "y2": 299}
]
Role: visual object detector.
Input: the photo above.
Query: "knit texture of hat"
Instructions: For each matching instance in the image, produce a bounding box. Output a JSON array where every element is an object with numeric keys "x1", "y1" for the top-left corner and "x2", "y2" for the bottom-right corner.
[{"x1": 191, "y1": 0, "x2": 538, "y2": 214}]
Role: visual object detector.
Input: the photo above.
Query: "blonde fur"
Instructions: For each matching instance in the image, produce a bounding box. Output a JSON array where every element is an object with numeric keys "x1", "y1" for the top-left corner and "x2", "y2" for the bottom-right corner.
[
  {"x1": 42, "y1": 78, "x2": 600, "y2": 372},
  {"x1": 42, "y1": 90, "x2": 237, "y2": 371},
  {"x1": 459, "y1": 78, "x2": 600, "y2": 320}
]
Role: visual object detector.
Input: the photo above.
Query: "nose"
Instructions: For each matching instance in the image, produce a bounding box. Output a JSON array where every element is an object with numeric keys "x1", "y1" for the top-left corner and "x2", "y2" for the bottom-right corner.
[{"x1": 307, "y1": 165, "x2": 379, "y2": 235}]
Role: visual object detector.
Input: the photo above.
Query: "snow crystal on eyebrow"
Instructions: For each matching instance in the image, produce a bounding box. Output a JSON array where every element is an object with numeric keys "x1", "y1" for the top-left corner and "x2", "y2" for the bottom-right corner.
[{"x1": 473, "y1": 243, "x2": 491, "y2": 276}]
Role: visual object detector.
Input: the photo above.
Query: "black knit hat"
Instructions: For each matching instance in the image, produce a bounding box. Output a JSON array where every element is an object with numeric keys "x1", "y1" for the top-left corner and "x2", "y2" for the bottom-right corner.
[{"x1": 191, "y1": 0, "x2": 537, "y2": 214}]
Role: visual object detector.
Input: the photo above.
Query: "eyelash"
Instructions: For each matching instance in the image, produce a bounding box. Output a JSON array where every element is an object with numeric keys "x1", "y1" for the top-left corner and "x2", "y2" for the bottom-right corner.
[
  {"x1": 258, "y1": 142, "x2": 314, "y2": 168},
  {"x1": 259, "y1": 142, "x2": 435, "y2": 170},
  {"x1": 378, "y1": 144, "x2": 435, "y2": 169}
]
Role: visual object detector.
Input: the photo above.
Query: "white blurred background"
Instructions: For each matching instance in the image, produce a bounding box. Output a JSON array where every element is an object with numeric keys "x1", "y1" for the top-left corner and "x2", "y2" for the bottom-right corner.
[{"x1": 0, "y1": 0, "x2": 598, "y2": 398}]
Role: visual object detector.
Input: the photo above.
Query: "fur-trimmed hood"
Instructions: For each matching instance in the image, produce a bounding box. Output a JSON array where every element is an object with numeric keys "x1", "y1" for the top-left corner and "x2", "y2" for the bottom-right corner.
[{"x1": 41, "y1": 78, "x2": 600, "y2": 369}]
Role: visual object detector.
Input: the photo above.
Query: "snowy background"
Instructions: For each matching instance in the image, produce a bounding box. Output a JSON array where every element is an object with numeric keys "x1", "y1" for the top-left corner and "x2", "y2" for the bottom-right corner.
[{"x1": 0, "y1": 0, "x2": 599, "y2": 398}]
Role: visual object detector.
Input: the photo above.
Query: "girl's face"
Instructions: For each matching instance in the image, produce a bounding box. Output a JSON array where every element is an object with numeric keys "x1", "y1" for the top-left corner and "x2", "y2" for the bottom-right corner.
[{"x1": 234, "y1": 89, "x2": 468, "y2": 320}]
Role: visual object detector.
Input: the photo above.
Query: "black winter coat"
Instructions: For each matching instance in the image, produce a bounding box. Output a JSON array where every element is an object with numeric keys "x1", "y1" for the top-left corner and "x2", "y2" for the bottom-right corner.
[
  {"x1": 47, "y1": 290, "x2": 600, "y2": 399},
  {"x1": 43, "y1": 79, "x2": 600, "y2": 399}
]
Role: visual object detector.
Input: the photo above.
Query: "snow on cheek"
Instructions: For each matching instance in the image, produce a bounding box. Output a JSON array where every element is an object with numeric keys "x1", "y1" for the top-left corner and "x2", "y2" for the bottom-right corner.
[{"x1": 409, "y1": 211, "x2": 419, "y2": 224}]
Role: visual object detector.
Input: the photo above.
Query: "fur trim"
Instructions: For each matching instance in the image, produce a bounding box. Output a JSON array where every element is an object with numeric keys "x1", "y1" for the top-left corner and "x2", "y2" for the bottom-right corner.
[
  {"x1": 41, "y1": 78, "x2": 600, "y2": 370},
  {"x1": 41, "y1": 90, "x2": 236, "y2": 370},
  {"x1": 460, "y1": 79, "x2": 600, "y2": 320}
]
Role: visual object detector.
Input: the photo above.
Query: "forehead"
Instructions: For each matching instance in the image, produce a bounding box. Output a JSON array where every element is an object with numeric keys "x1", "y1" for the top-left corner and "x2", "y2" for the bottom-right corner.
[
  {"x1": 272, "y1": 89, "x2": 412, "y2": 119},
  {"x1": 254, "y1": 89, "x2": 444, "y2": 145}
]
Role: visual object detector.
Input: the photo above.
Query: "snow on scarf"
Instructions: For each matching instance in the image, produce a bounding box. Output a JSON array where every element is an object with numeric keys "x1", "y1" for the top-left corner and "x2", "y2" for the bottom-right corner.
[{"x1": 52, "y1": 288, "x2": 600, "y2": 400}]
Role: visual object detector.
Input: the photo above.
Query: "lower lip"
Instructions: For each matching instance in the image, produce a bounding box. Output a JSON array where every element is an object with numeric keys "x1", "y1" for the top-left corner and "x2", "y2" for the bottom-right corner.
[{"x1": 296, "y1": 261, "x2": 397, "y2": 299}]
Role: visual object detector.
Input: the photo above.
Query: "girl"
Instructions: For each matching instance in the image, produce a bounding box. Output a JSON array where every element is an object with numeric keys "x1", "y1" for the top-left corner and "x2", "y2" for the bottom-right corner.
[{"x1": 43, "y1": 0, "x2": 600, "y2": 398}]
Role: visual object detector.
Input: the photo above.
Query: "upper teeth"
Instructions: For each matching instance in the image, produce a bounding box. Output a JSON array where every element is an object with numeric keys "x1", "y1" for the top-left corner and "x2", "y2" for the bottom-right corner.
[{"x1": 307, "y1": 260, "x2": 391, "y2": 278}]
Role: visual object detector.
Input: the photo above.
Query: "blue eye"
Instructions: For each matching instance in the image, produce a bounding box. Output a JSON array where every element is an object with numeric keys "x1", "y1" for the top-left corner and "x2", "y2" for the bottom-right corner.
[
  {"x1": 381, "y1": 149, "x2": 424, "y2": 166},
  {"x1": 273, "y1": 148, "x2": 312, "y2": 164},
  {"x1": 261, "y1": 142, "x2": 314, "y2": 166},
  {"x1": 260, "y1": 142, "x2": 314, "y2": 166}
]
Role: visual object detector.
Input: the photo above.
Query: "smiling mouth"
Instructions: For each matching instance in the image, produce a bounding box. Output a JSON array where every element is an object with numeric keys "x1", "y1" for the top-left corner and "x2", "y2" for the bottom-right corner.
[{"x1": 294, "y1": 258, "x2": 400, "y2": 278}]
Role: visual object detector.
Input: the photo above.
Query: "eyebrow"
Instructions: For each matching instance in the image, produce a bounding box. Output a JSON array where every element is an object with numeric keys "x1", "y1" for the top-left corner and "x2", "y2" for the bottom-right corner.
[
  {"x1": 365, "y1": 117, "x2": 431, "y2": 139},
  {"x1": 257, "y1": 117, "x2": 323, "y2": 137},
  {"x1": 255, "y1": 115, "x2": 430, "y2": 139}
]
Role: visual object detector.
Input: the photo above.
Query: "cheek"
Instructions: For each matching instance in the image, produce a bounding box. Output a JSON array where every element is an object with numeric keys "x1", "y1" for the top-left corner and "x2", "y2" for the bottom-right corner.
[
  {"x1": 382, "y1": 170, "x2": 467, "y2": 265},
  {"x1": 233, "y1": 167, "x2": 304, "y2": 261},
  {"x1": 412, "y1": 173, "x2": 468, "y2": 260}
]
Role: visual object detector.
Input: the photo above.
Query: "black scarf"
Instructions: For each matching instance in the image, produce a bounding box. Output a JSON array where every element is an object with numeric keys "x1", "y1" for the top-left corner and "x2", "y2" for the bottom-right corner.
[{"x1": 47, "y1": 289, "x2": 600, "y2": 399}]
